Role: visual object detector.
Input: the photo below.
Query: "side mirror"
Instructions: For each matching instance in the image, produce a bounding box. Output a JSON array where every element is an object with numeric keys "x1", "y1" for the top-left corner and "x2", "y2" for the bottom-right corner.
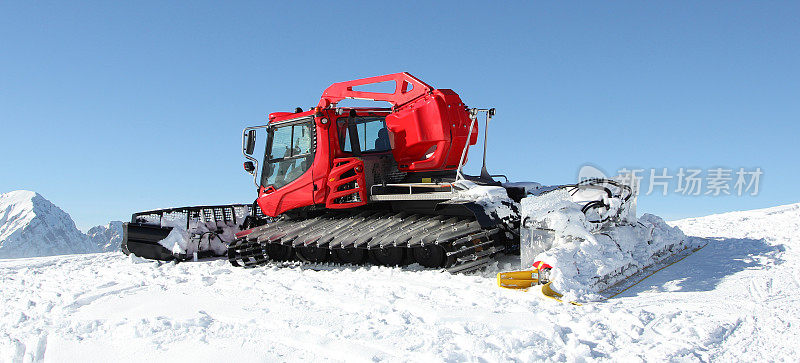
[
  {"x1": 245, "y1": 130, "x2": 256, "y2": 155},
  {"x1": 243, "y1": 161, "x2": 255, "y2": 174}
]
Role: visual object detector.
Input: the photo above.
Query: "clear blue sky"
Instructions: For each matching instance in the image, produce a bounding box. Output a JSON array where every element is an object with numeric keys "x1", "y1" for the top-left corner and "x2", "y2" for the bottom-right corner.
[{"x1": 1, "y1": 1, "x2": 798, "y2": 231}]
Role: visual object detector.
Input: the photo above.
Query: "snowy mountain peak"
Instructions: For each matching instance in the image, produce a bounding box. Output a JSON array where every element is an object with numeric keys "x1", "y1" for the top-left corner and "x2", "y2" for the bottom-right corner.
[
  {"x1": 0, "y1": 190, "x2": 100, "y2": 259},
  {"x1": 1, "y1": 190, "x2": 49, "y2": 241},
  {"x1": 2, "y1": 189, "x2": 38, "y2": 202},
  {"x1": 87, "y1": 221, "x2": 124, "y2": 252}
]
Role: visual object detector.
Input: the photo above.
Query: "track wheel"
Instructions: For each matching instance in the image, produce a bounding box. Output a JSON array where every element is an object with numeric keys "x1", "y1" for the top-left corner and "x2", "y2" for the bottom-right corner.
[
  {"x1": 267, "y1": 244, "x2": 293, "y2": 261},
  {"x1": 336, "y1": 248, "x2": 366, "y2": 265},
  {"x1": 298, "y1": 246, "x2": 330, "y2": 263},
  {"x1": 369, "y1": 247, "x2": 406, "y2": 266},
  {"x1": 413, "y1": 245, "x2": 446, "y2": 268}
]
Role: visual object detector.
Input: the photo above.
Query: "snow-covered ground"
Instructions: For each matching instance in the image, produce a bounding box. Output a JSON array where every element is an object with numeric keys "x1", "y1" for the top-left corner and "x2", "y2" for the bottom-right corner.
[{"x1": 1, "y1": 203, "x2": 798, "y2": 362}]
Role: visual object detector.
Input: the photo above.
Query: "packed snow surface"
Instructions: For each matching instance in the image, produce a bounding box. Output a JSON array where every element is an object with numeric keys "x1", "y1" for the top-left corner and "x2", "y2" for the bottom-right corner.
[
  {"x1": 0, "y1": 191, "x2": 100, "y2": 259},
  {"x1": 1, "y1": 203, "x2": 797, "y2": 361}
]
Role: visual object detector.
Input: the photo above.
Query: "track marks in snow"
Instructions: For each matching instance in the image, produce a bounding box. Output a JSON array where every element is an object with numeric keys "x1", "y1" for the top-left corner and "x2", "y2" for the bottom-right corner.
[{"x1": 63, "y1": 285, "x2": 143, "y2": 313}]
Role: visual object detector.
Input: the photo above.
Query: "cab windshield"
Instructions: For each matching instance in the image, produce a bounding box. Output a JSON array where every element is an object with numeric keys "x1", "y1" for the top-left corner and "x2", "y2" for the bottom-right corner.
[{"x1": 261, "y1": 118, "x2": 315, "y2": 189}]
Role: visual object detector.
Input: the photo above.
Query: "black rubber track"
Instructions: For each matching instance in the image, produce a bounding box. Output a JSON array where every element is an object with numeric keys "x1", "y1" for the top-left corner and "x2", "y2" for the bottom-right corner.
[{"x1": 228, "y1": 210, "x2": 504, "y2": 273}]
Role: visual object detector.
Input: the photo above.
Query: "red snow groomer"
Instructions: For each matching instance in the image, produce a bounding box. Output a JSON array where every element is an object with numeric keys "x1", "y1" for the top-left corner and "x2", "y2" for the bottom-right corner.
[{"x1": 124, "y1": 73, "x2": 525, "y2": 272}]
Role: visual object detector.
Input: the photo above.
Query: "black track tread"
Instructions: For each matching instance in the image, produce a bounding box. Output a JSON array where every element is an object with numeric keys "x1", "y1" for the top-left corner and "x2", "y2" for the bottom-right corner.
[
  {"x1": 301, "y1": 211, "x2": 377, "y2": 248},
  {"x1": 261, "y1": 215, "x2": 324, "y2": 245},
  {"x1": 384, "y1": 215, "x2": 450, "y2": 248},
  {"x1": 338, "y1": 211, "x2": 394, "y2": 249},
  {"x1": 322, "y1": 212, "x2": 381, "y2": 248},
  {"x1": 292, "y1": 216, "x2": 346, "y2": 247},
  {"x1": 405, "y1": 217, "x2": 463, "y2": 248},
  {"x1": 227, "y1": 211, "x2": 506, "y2": 273},
  {"x1": 375, "y1": 214, "x2": 425, "y2": 247},
  {"x1": 353, "y1": 213, "x2": 408, "y2": 248}
]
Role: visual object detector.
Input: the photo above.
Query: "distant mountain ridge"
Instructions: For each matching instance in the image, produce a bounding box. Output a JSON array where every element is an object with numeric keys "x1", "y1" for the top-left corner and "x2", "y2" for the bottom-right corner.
[
  {"x1": 87, "y1": 221, "x2": 124, "y2": 252},
  {"x1": 0, "y1": 190, "x2": 120, "y2": 259},
  {"x1": 3, "y1": 188, "x2": 797, "y2": 260},
  {"x1": 669, "y1": 202, "x2": 800, "y2": 243}
]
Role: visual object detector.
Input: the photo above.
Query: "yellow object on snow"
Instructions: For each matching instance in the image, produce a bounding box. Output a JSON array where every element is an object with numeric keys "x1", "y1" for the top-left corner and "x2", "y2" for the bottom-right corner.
[
  {"x1": 497, "y1": 269, "x2": 583, "y2": 306},
  {"x1": 496, "y1": 269, "x2": 540, "y2": 289},
  {"x1": 540, "y1": 282, "x2": 580, "y2": 305}
]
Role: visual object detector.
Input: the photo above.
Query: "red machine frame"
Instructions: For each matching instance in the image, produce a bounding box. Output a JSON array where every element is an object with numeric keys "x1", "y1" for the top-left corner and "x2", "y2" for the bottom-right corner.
[{"x1": 248, "y1": 73, "x2": 479, "y2": 218}]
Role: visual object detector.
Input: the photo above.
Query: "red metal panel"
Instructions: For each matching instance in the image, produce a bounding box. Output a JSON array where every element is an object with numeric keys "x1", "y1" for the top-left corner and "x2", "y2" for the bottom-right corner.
[
  {"x1": 256, "y1": 171, "x2": 316, "y2": 217},
  {"x1": 386, "y1": 89, "x2": 477, "y2": 171},
  {"x1": 325, "y1": 158, "x2": 368, "y2": 209}
]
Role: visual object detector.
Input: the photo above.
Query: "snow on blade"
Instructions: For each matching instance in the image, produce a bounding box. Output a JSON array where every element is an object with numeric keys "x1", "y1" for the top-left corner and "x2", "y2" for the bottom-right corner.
[
  {"x1": 454, "y1": 176, "x2": 693, "y2": 301},
  {"x1": 452, "y1": 180, "x2": 519, "y2": 220},
  {"x1": 152, "y1": 207, "x2": 250, "y2": 257},
  {"x1": 518, "y1": 188, "x2": 699, "y2": 301}
]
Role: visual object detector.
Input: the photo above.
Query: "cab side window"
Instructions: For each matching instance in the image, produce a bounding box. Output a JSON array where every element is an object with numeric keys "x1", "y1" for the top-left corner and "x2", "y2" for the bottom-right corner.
[{"x1": 338, "y1": 116, "x2": 390, "y2": 153}]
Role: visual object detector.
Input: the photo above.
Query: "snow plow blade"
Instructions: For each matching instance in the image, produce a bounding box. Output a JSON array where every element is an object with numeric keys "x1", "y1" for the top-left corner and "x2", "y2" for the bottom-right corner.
[
  {"x1": 122, "y1": 223, "x2": 175, "y2": 260},
  {"x1": 122, "y1": 204, "x2": 265, "y2": 261}
]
